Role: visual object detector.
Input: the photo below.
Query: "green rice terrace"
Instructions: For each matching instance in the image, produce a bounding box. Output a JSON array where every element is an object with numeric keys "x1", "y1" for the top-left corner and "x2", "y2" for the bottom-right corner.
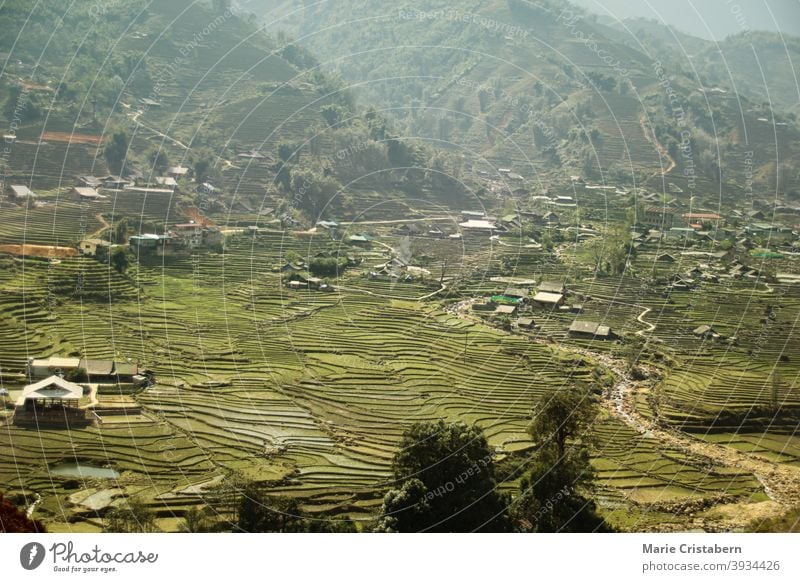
[
  {"x1": 2, "y1": 0, "x2": 800, "y2": 535},
  {"x1": 1, "y1": 200, "x2": 799, "y2": 532}
]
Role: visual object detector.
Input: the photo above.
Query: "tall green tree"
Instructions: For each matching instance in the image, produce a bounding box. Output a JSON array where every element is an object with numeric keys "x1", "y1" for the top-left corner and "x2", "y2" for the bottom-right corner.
[
  {"x1": 515, "y1": 389, "x2": 611, "y2": 532},
  {"x1": 375, "y1": 420, "x2": 511, "y2": 532},
  {"x1": 529, "y1": 388, "x2": 595, "y2": 458},
  {"x1": 110, "y1": 247, "x2": 130, "y2": 274},
  {"x1": 104, "y1": 131, "x2": 129, "y2": 175}
]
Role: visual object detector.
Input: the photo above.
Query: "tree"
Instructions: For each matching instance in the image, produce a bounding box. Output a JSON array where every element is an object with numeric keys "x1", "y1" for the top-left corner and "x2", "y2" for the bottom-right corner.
[
  {"x1": 514, "y1": 389, "x2": 611, "y2": 532},
  {"x1": 104, "y1": 497, "x2": 158, "y2": 532},
  {"x1": 179, "y1": 506, "x2": 217, "y2": 533},
  {"x1": 112, "y1": 217, "x2": 129, "y2": 244},
  {"x1": 514, "y1": 446, "x2": 609, "y2": 532},
  {"x1": 529, "y1": 388, "x2": 596, "y2": 458},
  {"x1": 374, "y1": 420, "x2": 511, "y2": 532},
  {"x1": 0, "y1": 493, "x2": 46, "y2": 532},
  {"x1": 148, "y1": 148, "x2": 169, "y2": 174},
  {"x1": 193, "y1": 157, "x2": 211, "y2": 183},
  {"x1": 276, "y1": 141, "x2": 300, "y2": 164},
  {"x1": 110, "y1": 247, "x2": 129, "y2": 274},
  {"x1": 309, "y1": 257, "x2": 346, "y2": 277},
  {"x1": 104, "y1": 131, "x2": 129, "y2": 175},
  {"x1": 65, "y1": 367, "x2": 88, "y2": 383},
  {"x1": 320, "y1": 104, "x2": 346, "y2": 127},
  {"x1": 237, "y1": 485, "x2": 307, "y2": 533},
  {"x1": 289, "y1": 167, "x2": 341, "y2": 218}
]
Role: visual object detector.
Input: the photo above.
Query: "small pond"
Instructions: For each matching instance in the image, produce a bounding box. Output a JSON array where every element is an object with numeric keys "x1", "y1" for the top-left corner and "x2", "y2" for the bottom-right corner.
[{"x1": 49, "y1": 462, "x2": 120, "y2": 479}]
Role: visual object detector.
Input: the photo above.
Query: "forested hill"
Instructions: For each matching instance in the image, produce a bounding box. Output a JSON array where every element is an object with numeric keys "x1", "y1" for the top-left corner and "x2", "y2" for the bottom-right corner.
[
  {"x1": 0, "y1": 0, "x2": 468, "y2": 221},
  {"x1": 250, "y1": 0, "x2": 800, "y2": 199}
]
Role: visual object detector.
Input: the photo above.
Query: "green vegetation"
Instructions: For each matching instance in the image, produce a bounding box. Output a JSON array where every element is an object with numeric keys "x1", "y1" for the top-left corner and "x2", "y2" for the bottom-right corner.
[
  {"x1": 1, "y1": 0, "x2": 800, "y2": 534},
  {"x1": 375, "y1": 420, "x2": 511, "y2": 532}
]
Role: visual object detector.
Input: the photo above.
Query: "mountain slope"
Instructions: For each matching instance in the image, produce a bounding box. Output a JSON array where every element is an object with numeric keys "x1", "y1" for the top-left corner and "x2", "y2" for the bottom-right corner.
[{"x1": 251, "y1": 0, "x2": 800, "y2": 198}]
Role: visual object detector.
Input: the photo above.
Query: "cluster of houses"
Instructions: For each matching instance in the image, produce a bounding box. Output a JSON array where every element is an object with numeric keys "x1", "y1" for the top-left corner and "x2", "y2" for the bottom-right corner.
[
  {"x1": 73, "y1": 166, "x2": 190, "y2": 199},
  {"x1": 471, "y1": 281, "x2": 615, "y2": 340},
  {"x1": 12, "y1": 356, "x2": 150, "y2": 428},
  {"x1": 637, "y1": 203, "x2": 798, "y2": 251},
  {"x1": 4, "y1": 165, "x2": 209, "y2": 207},
  {"x1": 129, "y1": 222, "x2": 223, "y2": 256},
  {"x1": 369, "y1": 256, "x2": 430, "y2": 283}
]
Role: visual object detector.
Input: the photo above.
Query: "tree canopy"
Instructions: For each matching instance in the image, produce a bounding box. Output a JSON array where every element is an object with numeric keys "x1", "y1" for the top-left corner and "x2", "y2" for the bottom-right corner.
[
  {"x1": 375, "y1": 420, "x2": 511, "y2": 532},
  {"x1": 514, "y1": 389, "x2": 611, "y2": 532}
]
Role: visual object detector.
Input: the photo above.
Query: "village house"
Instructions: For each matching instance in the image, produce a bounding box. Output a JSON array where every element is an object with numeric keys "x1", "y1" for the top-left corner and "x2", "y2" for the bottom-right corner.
[
  {"x1": 129, "y1": 233, "x2": 176, "y2": 256},
  {"x1": 494, "y1": 304, "x2": 517, "y2": 316},
  {"x1": 532, "y1": 291, "x2": 564, "y2": 308},
  {"x1": 77, "y1": 176, "x2": 105, "y2": 188},
  {"x1": 542, "y1": 211, "x2": 559, "y2": 224},
  {"x1": 504, "y1": 287, "x2": 530, "y2": 301},
  {"x1": 347, "y1": 234, "x2": 371, "y2": 247},
  {"x1": 155, "y1": 176, "x2": 178, "y2": 189},
  {"x1": 517, "y1": 317, "x2": 535, "y2": 329},
  {"x1": 568, "y1": 320, "x2": 613, "y2": 339},
  {"x1": 72, "y1": 186, "x2": 106, "y2": 201},
  {"x1": 13, "y1": 376, "x2": 92, "y2": 428},
  {"x1": 237, "y1": 149, "x2": 267, "y2": 160},
  {"x1": 6, "y1": 184, "x2": 35, "y2": 204},
  {"x1": 78, "y1": 238, "x2": 111, "y2": 258},
  {"x1": 458, "y1": 219, "x2": 497, "y2": 235},
  {"x1": 27, "y1": 356, "x2": 145, "y2": 385},
  {"x1": 27, "y1": 356, "x2": 81, "y2": 380},
  {"x1": 101, "y1": 176, "x2": 134, "y2": 190},
  {"x1": 286, "y1": 274, "x2": 324, "y2": 290},
  {"x1": 172, "y1": 223, "x2": 223, "y2": 250},
  {"x1": 693, "y1": 324, "x2": 720, "y2": 339},
  {"x1": 538, "y1": 281, "x2": 566, "y2": 295},
  {"x1": 167, "y1": 166, "x2": 189, "y2": 178},
  {"x1": 640, "y1": 206, "x2": 675, "y2": 230},
  {"x1": 681, "y1": 212, "x2": 722, "y2": 230},
  {"x1": 667, "y1": 227, "x2": 696, "y2": 240},
  {"x1": 500, "y1": 214, "x2": 522, "y2": 229}
]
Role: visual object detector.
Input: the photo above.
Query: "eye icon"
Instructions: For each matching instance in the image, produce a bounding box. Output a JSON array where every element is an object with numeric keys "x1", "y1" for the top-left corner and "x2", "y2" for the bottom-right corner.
[{"x1": 20, "y1": 542, "x2": 46, "y2": 570}]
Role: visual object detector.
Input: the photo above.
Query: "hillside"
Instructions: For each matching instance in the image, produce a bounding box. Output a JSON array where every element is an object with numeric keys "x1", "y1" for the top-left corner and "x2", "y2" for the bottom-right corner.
[
  {"x1": 2, "y1": 0, "x2": 800, "y2": 535},
  {"x1": 0, "y1": 0, "x2": 466, "y2": 226},
  {"x1": 251, "y1": 0, "x2": 800, "y2": 199}
]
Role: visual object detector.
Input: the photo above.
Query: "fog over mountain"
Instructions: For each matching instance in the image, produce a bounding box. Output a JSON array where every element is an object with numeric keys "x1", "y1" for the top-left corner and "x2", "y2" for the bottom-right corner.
[{"x1": 572, "y1": 0, "x2": 800, "y2": 40}]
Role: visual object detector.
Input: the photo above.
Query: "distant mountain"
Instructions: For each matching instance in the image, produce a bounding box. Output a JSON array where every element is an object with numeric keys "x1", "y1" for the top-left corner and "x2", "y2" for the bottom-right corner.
[
  {"x1": 572, "y1": 0, "x2": 800, "y2": 41},
  {"x1": 249, "y1": 0, "x2": 800, "y2": 198}
]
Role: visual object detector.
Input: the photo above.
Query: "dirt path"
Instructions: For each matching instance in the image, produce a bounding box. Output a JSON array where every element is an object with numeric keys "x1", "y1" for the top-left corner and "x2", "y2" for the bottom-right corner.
[
  {"x1": 635, "y1": 306, "x2": 656, "y2": 336},
  {"x1": 640, "y1": 115, "x2": 676, "y2": 176},
  {"x1": 182, "y1": 206, "x2": 216, "y2": 227},
  {"x1": 0, "y1": 244, "x2": 79, "y2": 258},
  {"x1": 130, "y1": 109, "x2": 191, "y2": 151},
  {"x1": 603, "y1": 364, "x2": 800, "y2": 507},
  {"x1": 449, "y1": 298, "x2": 800, "y2": 514},
  {"x1": 89, "y1": 213, "x2": 110, "y2": 237}
]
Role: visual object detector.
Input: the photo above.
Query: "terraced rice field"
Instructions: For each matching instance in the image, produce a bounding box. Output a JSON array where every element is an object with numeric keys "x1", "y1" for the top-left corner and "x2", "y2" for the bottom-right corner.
[{"x1": 0, "y1": 225, "x2": 783, "y2": 529}]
